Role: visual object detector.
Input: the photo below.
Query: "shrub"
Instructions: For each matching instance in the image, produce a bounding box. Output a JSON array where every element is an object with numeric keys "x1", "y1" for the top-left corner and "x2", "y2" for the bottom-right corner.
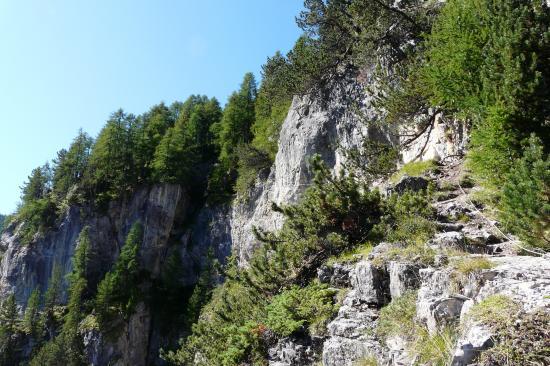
[
  {"x1": 375, "y1": 188, "x2": 436, "y2": 247},
  {"x1": 499, "y1": 135, "x2": 550, "y2": 250},
  {"x1": 16, "y1": 197, "x2": 57, "y2": 244},
  {"x1": 479, "y1": 309, "x2": 550, "y2": 365},
  {"x1": 265, "y1": 282, "x2": 337, "y2": 337}
]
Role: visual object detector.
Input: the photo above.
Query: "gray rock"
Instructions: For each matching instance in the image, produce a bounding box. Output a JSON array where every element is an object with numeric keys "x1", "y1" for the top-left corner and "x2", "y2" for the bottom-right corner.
[
  {"x1": 388, "y1": 261, "x2": 421, "y2": 299},
  {"x1": 391, "y1": 175, "x2": 430, "y2": 195},
  {"x1": 451, "y1": 323, "x2": 493, "y2": 366},
  {"x1": 434, "y1": 200, "x2": 471, "y2": 222},
  {"x1": 350, "y1": 261, "x2": 390, "y2": 305},
  {"x1": 428, "y1": 231, "x2": 465, "y2": 251},
  {"x1": 317, "y1": 263, "x2": 352, "y2": 287},
  {"x1": 268, "y1": 336, "x2": 322, "y2": 366}
]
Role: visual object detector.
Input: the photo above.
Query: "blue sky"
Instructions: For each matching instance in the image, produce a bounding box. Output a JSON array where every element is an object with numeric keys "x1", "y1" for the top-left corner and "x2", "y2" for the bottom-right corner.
[{"x1": 0, "y1": 0, "x2": 303, "y2": 214}]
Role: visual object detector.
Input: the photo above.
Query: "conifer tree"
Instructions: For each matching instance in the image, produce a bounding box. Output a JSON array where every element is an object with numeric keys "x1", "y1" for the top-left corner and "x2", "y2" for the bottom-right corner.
[
  {"x1": 52, "y1": 130, "x2": 93, "y2": 200},
  {"x1": 0, "y1": 294, "x2": 19, "y2": 366},
  {"x1": 95, "y1": 222, "x2": 143, "y2": 325},
  {"x1": 23, "y1": 288, "x2": 41, "y2": 336},
  {"x1": 208, "y1": 73, "x2": 257, "y2": 200}
]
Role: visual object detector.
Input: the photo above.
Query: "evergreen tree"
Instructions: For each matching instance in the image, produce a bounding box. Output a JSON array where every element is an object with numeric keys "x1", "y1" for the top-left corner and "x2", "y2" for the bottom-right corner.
[
  {"x1": 20, "y1": 164, "x2": 51, "y2": 205},
  {"x1": 0, "y1": 294, "x2": 19, "y2": 366},
  {"x1": 95, "y1": 222, "x2": 143, "y2": 325},
  {"x1": 85, "y1": 110, "x2": 139, "y2": 202},
  {"x1": 22, "y1": 288, "x2": 41, "y2": 336},
  {"x1": 30, "y1": 228, "x2": 92, "y2": 366},
  {"x1": 134, "y1": 103, "x2": 176, "y2": 182},
  {"x1": 152, "y1": 97, "x2": 222, "y2": 184},
  {"x1": 52, "y1": 130, "x2": 93, "y2": 200},
  {"x1": 500, "y1": 135, "x2": 550, "y2": 250},
  {"x1": 208, "y1": 73, "x2": 257, "y2": 200},
  {"x1": 41, "y1": 264, "x2": 63, "y2": 340}
]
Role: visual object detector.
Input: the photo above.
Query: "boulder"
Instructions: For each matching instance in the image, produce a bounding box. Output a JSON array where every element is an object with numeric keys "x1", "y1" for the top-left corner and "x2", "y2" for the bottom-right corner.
[
  {"x1": 451, "y1": 323, "x2": 493, "y2": 366},
  {"x1": 391, "y1": 175, "x2": 430, "y2": 195},
  {"x1": 317, "y1": 263, "x2": 352, "y2": 287},
  {"x1": 268, "y1": 336, "x2": 322, "y2": 366},
  {"x1": 388, "y1": 261, "x2": 422, "y2": 299},
  {"x1": 350, "y1": 261, "x2": 390, "y2": 305}
]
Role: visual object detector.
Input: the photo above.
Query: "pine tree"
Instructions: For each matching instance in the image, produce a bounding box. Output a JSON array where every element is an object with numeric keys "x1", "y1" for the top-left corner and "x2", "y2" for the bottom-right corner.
[
  {"x1": 208, "y1": 73, "x2": 257, "y2": 200},
  {"x1": 23, "y1": 288, "x2": 41, "y2": 336},
  {"x1": 0, "y1": 294, "x2": 19, "y2": 366},
  {"x1": 500, "y1": 135, "x2": 550, "y2": 250},
  {"x1": 52, "y1": 130, "x2": 93, "y2": 201},
  {"x1": 95, "y1": 222, "x2": 143, "y2": 325}
]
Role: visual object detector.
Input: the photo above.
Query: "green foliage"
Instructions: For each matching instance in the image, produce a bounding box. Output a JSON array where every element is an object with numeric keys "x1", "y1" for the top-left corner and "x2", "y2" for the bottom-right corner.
[
  {"x1": 16, "y1": 196, "x2": 57, "y2": 244},
  {"x1": 166, "y1": 159, "x2": 385, "y2": 365},
  {"x1": 249, "y1": 156, "x2": 383, "y2": 294},
  {"x1": 413, "y1": 327, "x2": 458, "y2": 366},
  {"x1": 30, "y1": 227, "x2": 93, "y2": 366},
  {"x1": 500, "y1": 135, "x2": 550, "y2": 250},
  {"x1": 354, "y1": 356, "x2": 379, "y2": 366},
  {"x1": 0, "y1": 214, "x2": 5, "y2": 233},
  {"x1": 153, "y1": 97, "x2": 222, "y2": 185},
  {"x1": 265, "y1": 282, "x2": 337, "y2": 337},
  {"x1": 44, "y1": 264, "x2": 63, "y2": 310},
  {"x1": 52, "y1": 129, "x2": 93, "y2": 204},
  {"x1": 234, "y1": 145, "x2": 271, "y2": 197},
  {"x1": 420, "y1": 0, "x2": 550, "y2": 184},
  {"x1": 375, "y1": 188, "x2": 436, "y2": 246},
  {"x1": 185, "y1": 252, "x2": 217, "y2": 326},
  {"x1": 376, "y1": 291, "x2": 417, "y2": 342},
  {"x1": 296, "y1": 0, "x2": 432, "y2": 92},
  {"x1": 252, "y1": 52, "x2": 293, "y2": 160},
  {"x1": 95, "y1": 222, "x2": 143, "y2": 326},
  {"x1": 377, "y1": 292, "x2": 458, "y2": 364},
  {"x1": 208, "y1": 73, "x2": 257, "y2": 201},
  {"x1": 326, "y1": 242, "x2": 373, "y2": 265},
  {"x1": 343, "y1": 141, "x2": 399, "y2": 183},
  {"x1": 85, "y1": 110, "x2": 140, "y2": 203},
  {"x1": 0, "y1": 294, "x2": 19, "y2": 366},
  {"x1": 451, "y1": 256, "x2": 494, "y2": 276},
  {"x1": 23, "y1": 288, "x2": 41, "y2": 336},
  {"x1": 162, "y1": 278, "x2": 268, "y2": 366},
  {"x1": 15, "y1": 164, "x2": 57, "y2": 244}
]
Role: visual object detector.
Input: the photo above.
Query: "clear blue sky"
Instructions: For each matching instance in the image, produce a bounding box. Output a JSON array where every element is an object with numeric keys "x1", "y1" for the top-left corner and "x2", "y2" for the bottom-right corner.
[{"x1": 0, "y1": 0, "x2": 303, "y2": 214}]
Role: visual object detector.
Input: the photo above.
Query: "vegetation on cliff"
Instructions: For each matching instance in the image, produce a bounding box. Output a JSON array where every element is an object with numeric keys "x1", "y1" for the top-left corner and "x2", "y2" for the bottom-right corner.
[{"x1": 0, "y1": 0, "x2": 548, "y2": 365}]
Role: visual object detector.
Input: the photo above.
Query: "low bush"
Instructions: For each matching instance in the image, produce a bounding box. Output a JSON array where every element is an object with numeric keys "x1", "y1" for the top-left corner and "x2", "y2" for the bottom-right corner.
[
  {"x1": 265, "y1": 282, "x2": 337, "y2": 337},
  {"x1": 499, "y1": 135, "x2": 550, "y2": 251},
  {"x1": 479, "y1": 309, "x2": 550, "y2": 365}
]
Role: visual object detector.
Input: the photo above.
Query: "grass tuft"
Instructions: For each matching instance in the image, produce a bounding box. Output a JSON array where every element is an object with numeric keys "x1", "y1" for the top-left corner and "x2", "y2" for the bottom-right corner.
[{"x1": 390, "y1": 160, "x2": 438, "y2": 183}]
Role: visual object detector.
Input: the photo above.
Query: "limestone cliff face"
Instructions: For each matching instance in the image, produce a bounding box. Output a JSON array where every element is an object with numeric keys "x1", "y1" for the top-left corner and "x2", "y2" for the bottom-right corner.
[
  {"x1": 231, "y1": 72, "x2": 467, "y2": 265},
  {"x1": 0, "y1": 183, "x2": 231, "y2": 365},
  {"x1": 0, "y1": 184, "x2": 187, "y2": 308}
]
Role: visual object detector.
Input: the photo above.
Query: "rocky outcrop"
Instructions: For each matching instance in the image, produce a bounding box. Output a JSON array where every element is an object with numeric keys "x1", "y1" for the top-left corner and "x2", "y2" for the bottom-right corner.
[
  {"x1": 0, "y1": 183, "x2": 234, "y2": 365},
  {"x1": 230, "y1": 76, "x2": 384, "y2": 264},
  {"x1": 0, "y1": 184, "x2": 188, "y2": 307}
]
